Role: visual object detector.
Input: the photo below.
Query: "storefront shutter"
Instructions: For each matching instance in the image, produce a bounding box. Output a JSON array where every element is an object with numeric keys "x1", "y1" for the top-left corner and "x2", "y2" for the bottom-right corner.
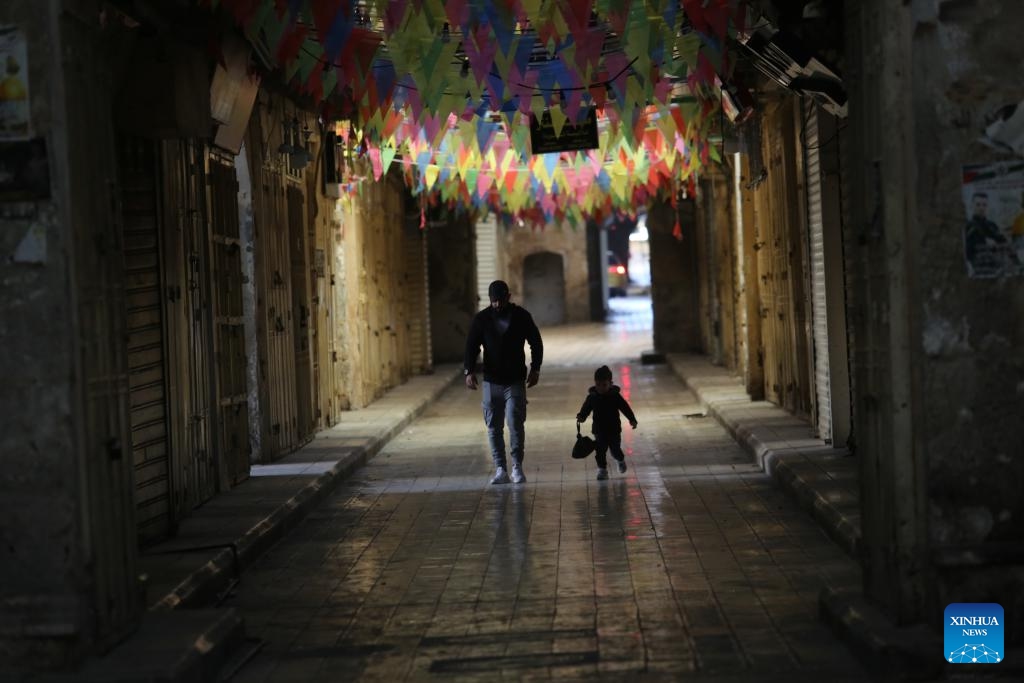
[{"x1": 805, "y1": 102, "x2": 832, "y2": 442}]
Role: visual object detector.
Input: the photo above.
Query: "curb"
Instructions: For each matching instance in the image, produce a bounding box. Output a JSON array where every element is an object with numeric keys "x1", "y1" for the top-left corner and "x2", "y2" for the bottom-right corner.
[
  {"x1": 151, "y1": 369, "x2": 459, "y2": 612},
  {"x1": 819, "y1": 587, "x2": 943, "y2": 681},
  {"x1": 723, "y1": 417, "x2": 862, "y2": 559},
  {"x1": 46, "y1": 609, "x2": 246, "y2": 683},
  {"x1": 665, "y1": 356, "x2": 862, "y2": 560}
]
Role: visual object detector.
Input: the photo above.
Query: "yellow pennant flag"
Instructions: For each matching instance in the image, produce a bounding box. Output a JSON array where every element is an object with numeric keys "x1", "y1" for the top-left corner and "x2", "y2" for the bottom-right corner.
[{"x1": 424, "y1": 164, "x2": 440, "y2": 190}]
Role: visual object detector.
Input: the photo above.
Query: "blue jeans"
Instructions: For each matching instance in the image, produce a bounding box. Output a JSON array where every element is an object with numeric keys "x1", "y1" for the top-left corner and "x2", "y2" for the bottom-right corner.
[{"x1": 482, "y1": 381, "x2": 527, "y2": 470}]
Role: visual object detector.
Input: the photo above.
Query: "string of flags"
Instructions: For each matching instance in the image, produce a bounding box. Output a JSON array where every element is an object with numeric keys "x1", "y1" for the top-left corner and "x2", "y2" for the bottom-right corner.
[{"x1": 205, "y1": 0, "x2": 748, "y2": 226}]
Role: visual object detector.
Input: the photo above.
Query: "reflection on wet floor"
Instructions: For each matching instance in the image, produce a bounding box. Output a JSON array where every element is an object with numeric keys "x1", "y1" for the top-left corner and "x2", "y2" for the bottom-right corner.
[
  {"x1": 541, "y1": 295, "x2": 653, "y2": 367},
  {"x1": 226, "y1": 296, "x2": 868, "y2": 681}
]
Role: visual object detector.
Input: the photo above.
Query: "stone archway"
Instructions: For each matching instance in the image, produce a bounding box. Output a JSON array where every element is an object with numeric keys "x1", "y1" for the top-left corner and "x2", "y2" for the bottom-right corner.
[{"x1": 522, "y1": 251, "x2": 566, "y2": 326}]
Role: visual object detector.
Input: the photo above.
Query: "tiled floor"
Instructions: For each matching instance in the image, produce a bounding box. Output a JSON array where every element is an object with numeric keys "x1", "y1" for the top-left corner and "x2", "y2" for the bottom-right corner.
[{"x1": 225, "y1": 298, "x2": 868, "y2": 681}]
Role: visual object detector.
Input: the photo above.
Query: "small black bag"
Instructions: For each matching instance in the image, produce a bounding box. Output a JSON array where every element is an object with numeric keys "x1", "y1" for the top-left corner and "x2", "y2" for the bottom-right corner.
[{"x1": 571, "y1": 421, "x2": 595, "y2": 459}]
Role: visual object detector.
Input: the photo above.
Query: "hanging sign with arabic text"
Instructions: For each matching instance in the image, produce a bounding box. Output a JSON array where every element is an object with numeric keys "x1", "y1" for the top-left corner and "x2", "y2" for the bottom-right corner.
[{"x1": 529, "y1": 108, "x2": 599, "y2": 155}]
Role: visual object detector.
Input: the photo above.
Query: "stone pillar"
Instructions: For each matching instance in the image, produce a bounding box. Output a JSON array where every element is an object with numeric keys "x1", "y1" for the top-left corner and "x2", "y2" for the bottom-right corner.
[
  {"x1": 0, "y1": 0, "x2": 139, "y2": 668},
  {"x1": 649, "y1": 197, "x2": 702, "y2": 353},
  {"x1": 846, "y1": 0, "x2": 1024, "y2": 631},
  {"x1": 734, "y1": 154, "x2": 764, "y2": 400}
]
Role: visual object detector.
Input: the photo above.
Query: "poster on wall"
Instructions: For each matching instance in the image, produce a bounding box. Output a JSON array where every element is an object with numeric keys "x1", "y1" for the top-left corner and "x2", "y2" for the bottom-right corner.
[
  {"x1": 0, "y1": 137, "x2": 49, "y2": 201},
  {"x1": 961, "y1": 161, "x2": 1024, "y2": 278},
  {"x1": 0, "y1": 25, "x2": 30, "y2": 140}
]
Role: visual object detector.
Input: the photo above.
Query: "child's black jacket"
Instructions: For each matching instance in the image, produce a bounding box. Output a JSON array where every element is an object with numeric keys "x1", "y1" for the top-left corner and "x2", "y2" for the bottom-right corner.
[{"x1": 576, "y1": 385, "x2": 637, "y2": 435}]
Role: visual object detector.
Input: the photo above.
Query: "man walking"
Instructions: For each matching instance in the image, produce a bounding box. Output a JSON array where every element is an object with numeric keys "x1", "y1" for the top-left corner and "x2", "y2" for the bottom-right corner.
[{"x1": 464, "y1": 280, "x2": 543, "y2": 485}]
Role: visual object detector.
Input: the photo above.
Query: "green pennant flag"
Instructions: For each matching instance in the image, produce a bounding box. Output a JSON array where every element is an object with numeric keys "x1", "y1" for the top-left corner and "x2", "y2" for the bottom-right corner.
[
  {"x1": 380, "y1": 144, "x2": 395, "y2": 172},
  {"x1": 529, "y1": 96, "x2": 547, "y2": 122},
  {"x1": 464, "y1": 167, "x2": 479, "y2": 192},
  {"x1": 296, "y1": 43, "x2": 319, "y2": 82},
  {"x1": 676, "y1": 33, "x2": 701, "y2": 72},
  {"x1": 246, "y1": 0, "x2": 275, "y2": 39},
  {"x1": 511, "y1": 123, "x2": 532, "y2": 158},
  {"x1": 549, "y1": 105, "x2": 568, "y2": 139},
  {"x1": 423, "y1": 0, "x2": 447, "y2": 28},
  {"x1": 321, "y1": 66, "x2": 338, "y2": 97},
  {"x1": 521, "y1": 0, "x2": 544, "y2": 31},
  {"x1": 708, "y1": 142, "x2": 722, "y2": 164},
  {"x1": 701, "y1": 40, "x2": 725, "y2": 75}
]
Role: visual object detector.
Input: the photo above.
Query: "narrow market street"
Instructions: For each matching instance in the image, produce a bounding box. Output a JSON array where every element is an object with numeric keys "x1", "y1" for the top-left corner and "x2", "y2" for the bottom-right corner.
[
  {"x1": 4, "y1": 1, "x2": 1021, "y2": 679},
  {"x1": 226, "y1": 299, "x2": 867, "y2": 681}
]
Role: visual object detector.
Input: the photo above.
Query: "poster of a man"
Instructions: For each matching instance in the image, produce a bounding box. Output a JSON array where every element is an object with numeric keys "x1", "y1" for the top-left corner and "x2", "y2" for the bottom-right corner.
[{"x1": 961, "y1": 162, "x2": 1024, "y2": 278}]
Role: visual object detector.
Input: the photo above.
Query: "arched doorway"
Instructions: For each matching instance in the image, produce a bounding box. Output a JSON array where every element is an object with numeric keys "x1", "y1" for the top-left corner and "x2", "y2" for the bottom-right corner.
[{"x1": 522, "y1": 251, "x2": 566, "y2": 326}]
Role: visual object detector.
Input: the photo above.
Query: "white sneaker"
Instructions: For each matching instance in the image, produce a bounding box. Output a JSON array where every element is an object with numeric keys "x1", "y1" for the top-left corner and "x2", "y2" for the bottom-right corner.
[
  {"x1": 596, "y1": 468, "x2": 608, "y2": 481},
  {"x1": 511, "y1": 464, "x2": 526, "y2": 484},
  {"x1": 491, "y1": 467, "x2": 510, "y2": 485},
  {"x1": 616, "y1": 459, "x2": 627, "y2": 474}
]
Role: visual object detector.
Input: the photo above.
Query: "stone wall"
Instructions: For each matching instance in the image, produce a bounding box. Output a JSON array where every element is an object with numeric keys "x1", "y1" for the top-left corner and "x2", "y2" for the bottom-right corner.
[
  {"x1": 502, "y1": 221, "x2": 590, "y2": 325},
  {"x1": 908, "y1": 1, "x2": 1024, "y2": 624},
  {"x1": 846, "y1": 0, "x2": 1024, "y2": 628}
]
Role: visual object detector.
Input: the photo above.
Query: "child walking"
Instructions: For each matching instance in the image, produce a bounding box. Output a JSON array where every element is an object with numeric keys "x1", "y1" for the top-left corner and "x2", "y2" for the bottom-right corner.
[{"x1": 576, "y1": 365, "x2": 638, "y2": 480}]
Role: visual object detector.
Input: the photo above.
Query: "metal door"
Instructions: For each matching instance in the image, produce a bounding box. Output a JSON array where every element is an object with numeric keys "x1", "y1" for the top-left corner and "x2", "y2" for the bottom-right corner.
[
  {"x1": 247, "y1": 130, "x2": 301, "y2": 460},
  {"x1": 287, "y1": 186, "x2": 314, "y2": 441},
  {"x1": 755, "y1": 99, "x2": 812, "y2": 417},
  {"x1": 522, "y1": 251, "x2": 566, "y2": 326},
  {"x1": 161, "y1": 140, "x2": 218, "y2": 515},
  {"x1": 208, "y1": 153, "x2": 251, "y2": 487}
]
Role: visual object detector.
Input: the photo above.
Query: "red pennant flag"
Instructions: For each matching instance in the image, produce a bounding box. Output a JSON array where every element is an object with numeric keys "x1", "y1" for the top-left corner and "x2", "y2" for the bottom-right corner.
[{"x1": 276, "y1": 22, "x2": 308, "y2": 64}]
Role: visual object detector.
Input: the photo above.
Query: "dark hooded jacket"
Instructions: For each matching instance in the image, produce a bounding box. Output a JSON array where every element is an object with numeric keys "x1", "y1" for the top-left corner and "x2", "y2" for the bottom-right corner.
[
  {"x1": 463, "y1": 303, "x2": 543, "y2": 384},
  {"x1": 576, "y1": 385, "x2": 637, "y2": 435}
]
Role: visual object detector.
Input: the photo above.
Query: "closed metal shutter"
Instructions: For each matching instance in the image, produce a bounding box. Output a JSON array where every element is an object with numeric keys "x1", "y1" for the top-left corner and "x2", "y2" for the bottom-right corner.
[
  {"x1": 476, "y1": 216, "x2": 499, "y2": 307},
  {"x1": 805, "y1": 102, "x2": 832, "y2": 441},
  {"x1": 405, "y1": 228, "x2": 432, "y2": 373},
  {"x1": 120, "y1": 139, "x2": 173, "y2": 543}
]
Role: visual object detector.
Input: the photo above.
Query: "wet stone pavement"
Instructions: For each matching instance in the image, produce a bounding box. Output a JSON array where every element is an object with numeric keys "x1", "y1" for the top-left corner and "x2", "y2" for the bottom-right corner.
[{"x1": 227, "y1": 299, "x2": 869, "y2": 681}]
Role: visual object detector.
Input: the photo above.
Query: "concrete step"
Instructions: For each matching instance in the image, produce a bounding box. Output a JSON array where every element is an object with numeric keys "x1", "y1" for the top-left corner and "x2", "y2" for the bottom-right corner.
[{"x1": 42, "y1": 609, "x2": 245, "y2": 683}]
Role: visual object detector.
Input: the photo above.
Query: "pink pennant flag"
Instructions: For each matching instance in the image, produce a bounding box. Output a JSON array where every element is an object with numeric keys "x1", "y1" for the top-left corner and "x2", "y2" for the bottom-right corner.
[
  {"x1": 444, "y1": 0, "x2": 469, "y2": 29},
  {"x1": 508, "y1": 68, "x2": 540, "y2": 116},
  {"x1": 476, "y1": 172, "x2": 493, "y2": 198},
  {"x1": 564, "y1": 89, "x2": 585, "y2": 123},
  {"x1": 464, "y1": 24, "x2": 498, "y2": 85},
  {"x1": 653, "y1": 74, "x2": 673, "y2": 105},
  {"x1": 369, "y1": 146, "x2": 383, "y2": 182},
  {"x1": 573, "y1": 27, "x2": 604, "y2": 76}
]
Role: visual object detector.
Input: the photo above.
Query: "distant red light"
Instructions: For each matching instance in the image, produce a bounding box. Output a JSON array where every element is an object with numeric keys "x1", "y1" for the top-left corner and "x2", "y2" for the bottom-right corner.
[{"x1": 615, "y1": 266, "x2": 625, "y2": 274}]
